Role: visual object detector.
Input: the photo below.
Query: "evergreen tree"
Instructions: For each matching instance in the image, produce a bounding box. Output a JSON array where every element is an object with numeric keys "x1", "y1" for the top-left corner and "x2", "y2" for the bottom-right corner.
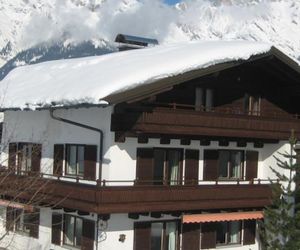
[{"x1": 260, "y1": 131, "x2": 300, "y2": 250}]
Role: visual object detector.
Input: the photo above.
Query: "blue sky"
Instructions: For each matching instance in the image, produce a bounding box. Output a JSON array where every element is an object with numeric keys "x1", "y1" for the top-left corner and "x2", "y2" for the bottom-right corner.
[{"x1": 164, "y1": 0, "x2": 181, "y2": 5}]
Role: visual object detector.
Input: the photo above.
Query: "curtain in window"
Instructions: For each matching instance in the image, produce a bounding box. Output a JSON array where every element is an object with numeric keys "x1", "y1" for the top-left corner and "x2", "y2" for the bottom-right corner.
[
  {"x1": 229, "y1": 221, "x2": 240, "y2": 243},
  {"x1": 169, "y1": 151, "x2": 180, "y2": 185},
  {"x1": 231, "y1": 152, "x2": 242, "y2": 178},
  {"x1": 77, "y1": 146, "x2": 84, "y2": 175},
  {"x1": 151, "y1": 223, "x2": 163, "y2": 250},
  {"x1": 166, "y1": 222, "x2": 177, "y2": 250},
  {"x1": 67, "y1": 146, "x2": 77, "y2": 175},
  {"x1": 64, "y1": 215, "x2": 75, "y2": 245}
]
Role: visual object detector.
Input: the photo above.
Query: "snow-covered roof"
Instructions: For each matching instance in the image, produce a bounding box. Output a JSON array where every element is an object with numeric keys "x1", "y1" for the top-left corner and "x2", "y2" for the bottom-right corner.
[{"x1": 0, "y1": 41, "x2": 277, "y2": 110}]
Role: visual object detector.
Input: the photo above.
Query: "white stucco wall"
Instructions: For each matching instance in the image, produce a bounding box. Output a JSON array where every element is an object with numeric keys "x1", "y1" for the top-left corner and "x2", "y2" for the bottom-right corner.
[{"x1": 0, "y1": 107, "x2": 293, "y2": 250}]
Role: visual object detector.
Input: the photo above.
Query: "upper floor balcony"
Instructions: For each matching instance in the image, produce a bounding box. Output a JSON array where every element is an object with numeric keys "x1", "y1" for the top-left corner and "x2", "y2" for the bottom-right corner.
[
  {"x1": 111, "y1": 102, "x2": 300, "y2": 142},
  {"x1": 1, "y1": 171, "x2": 273, "y2": 215}
]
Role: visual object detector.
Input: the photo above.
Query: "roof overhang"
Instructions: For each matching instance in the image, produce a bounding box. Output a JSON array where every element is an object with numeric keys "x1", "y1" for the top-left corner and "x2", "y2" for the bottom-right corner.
[{"x1": 103, "y1": 46, "x2": 300, "y2": 105}]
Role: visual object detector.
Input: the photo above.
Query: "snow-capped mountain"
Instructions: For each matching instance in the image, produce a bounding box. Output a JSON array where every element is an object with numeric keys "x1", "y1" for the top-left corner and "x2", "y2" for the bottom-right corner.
[{"x1": 0, "y1": 0, "x2": 299, "y2": 77}]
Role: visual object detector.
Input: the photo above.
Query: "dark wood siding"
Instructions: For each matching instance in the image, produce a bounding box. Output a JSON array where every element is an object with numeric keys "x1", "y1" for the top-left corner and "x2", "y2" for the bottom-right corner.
[
  {"x1": 134, "y1": 222, "x2": 151, "y2": 250},
  {"x1": 84, "y1": 145, "x2": 97, "y2": 180},
  {"x1": 182, "y1": 223, "x2": 200, "y2": 250},
  {"x1": 53, "y1": 144, "x2": 64, "y2": 176},
  {"x1": 31, "y1": 144, "x2": 42, "y2": 173},
  {"x1": 136, "y1": 148, "x2": 154, "y2": 185},
  {"x1": 243, "y1": 220, "x2": 256, "y2": 245},
  {"x1": 8, "y1": 143, "x2": 17, "y2": 171},
  {"x1": 246, "y1": 151, "x2": 259, "y2": 181},
  {"x1": 51, "y1": 213, "x2": 63, "y2": 245},
  {"x1": 185, "y1": 150, "x2": 199, "y2": 185},
  {"x1": 203, "y1": 150, "x2": 219, "y2": 181},
  {"x1": 201, "y1": 222, "x2": 216, "y2": 249},
  {"x1": 82, "y1": 219, "x2": 95, "y2": 250}
]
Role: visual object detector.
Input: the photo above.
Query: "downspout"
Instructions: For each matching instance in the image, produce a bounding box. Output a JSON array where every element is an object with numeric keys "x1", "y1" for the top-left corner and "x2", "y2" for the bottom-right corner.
[
  {"x1": 49, "y1": 108, "x2": 104, "y2": 183},
  {"x1": 50, "y1": 108, "x2": 104, "y2": 250}
]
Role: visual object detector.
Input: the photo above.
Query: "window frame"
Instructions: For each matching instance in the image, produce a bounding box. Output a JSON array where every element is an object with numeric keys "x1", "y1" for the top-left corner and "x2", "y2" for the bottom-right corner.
[
  {"x1": 218, "y1": 150, "x2": 244, "y2": 180},
  {"x1": 153, "y1": 148, "x2": 183, "y2": 185},
  {"x1": 65, "y1": 144, "x2": 85, "y2": 177},
  {"x1": 135, "y1": 220, "x2": 180, "y2": 250},
  {"x1": 216, "y1": 221, "x2": 242, "y2": 246},
  {"x1": 63, "y1": 214, "x2": 83, "y2": 248}
]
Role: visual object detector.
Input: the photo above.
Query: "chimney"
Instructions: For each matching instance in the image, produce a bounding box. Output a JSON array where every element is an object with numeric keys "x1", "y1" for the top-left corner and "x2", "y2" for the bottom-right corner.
[{"x1": 115, "y1": 34, "x2": 159, "y2": 51}]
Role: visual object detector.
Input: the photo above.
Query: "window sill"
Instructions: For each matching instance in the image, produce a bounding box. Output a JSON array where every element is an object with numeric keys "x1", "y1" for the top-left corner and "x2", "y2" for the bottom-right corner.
[
  {"x1": 216, "y1": 243, "x2": 242, "y2": 249},
  {"x1": 62, "y1": 243, "x2": 81, "y2": 250}
]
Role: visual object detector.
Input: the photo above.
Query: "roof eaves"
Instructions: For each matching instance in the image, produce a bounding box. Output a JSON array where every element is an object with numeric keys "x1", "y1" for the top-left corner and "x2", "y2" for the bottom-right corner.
[{"x1": 103, "y1": 51, "x2": 273, "y2": 105}]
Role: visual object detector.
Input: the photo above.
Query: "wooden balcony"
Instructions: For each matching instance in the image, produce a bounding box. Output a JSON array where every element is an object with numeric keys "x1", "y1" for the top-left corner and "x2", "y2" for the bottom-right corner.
[
  {"x1": 111, "y1": 104, "x2": 300, "y2": 141},
  {"x1": 1, "y1": 174, "x2": 273, "y2": 214}
]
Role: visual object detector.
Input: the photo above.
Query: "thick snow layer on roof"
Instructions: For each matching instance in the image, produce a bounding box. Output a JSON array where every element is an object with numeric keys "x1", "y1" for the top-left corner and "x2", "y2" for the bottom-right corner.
[{"x1": 0, "y1": 41, "x2": 272, "y2": 109}]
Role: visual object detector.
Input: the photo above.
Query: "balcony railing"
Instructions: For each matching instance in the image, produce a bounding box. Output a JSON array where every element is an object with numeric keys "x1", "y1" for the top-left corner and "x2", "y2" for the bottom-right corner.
[
  {"x1": 112, "y1": 103, "x2": 300, "y2": 140},
  {"x1": 0, "y1": 171, "x2": 274, "y2": 214}
]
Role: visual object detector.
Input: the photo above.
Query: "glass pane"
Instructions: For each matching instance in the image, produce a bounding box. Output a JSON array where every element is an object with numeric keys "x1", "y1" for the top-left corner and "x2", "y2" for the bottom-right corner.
[
  {"x1": 230, "y1": 152, "x2": 242, "y2": 178},
  {"x1": 21, "y1": 146, "x2": 27, "y2": 172},
  {"x1": 154, "y1": 150, "x2": 165, "y2": 185},
  {"x1": 67, "y1": 146, "x2": 77, "y2": 175},
  {"x1": 168, "y1": 151, "x2": 180, "y2": 185},
  {"x1": 64, "y1": 215, "x2": 75, "y2": 245},
  {"x1": 26, "y1": 145, "x2": 32, "y2": 171},
  {"x1": 23, "y1": 212, "x2": 31, "y2": 234},
  {"x1": 75, "y1": 218, "x2": 83, "y2": 246},
  {"x1": 166, "y1": 222, "x2": 177, "y2": 250},
  {"x1": 216, "y1": 222, "x2": 227, "y2": 244},
  {"x1": 151, "y1": 222, "x2": 163, "y2": 250},
  {"x1": 229, "y1": 221, "x2": 240, "y2": 244},
  {"x1": 219, "y1": 151, "x2": 230, "y2": 178},
  {"x1": 77, "y1": 146, "x2": 84, "y2": 176}
]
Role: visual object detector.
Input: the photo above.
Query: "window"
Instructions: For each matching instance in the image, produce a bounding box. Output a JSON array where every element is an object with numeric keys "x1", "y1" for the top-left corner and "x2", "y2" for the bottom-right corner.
[
  {"x1": 53, "y1": 144, "x2": 97, "y2": 180},
  {"x1": 195, "y1": 87, "x2": 214, "y2": 111},
  {"x1": 244, "y1": 94, "x2": 261, "y2": 116},
  {"x1": 135, "y1": 221, "x2": 178, "y2": 250},
  {"x1": 216, "y1": 221, "x2": 241, "y2": 245},
  {"x1": 8, "y1": 143, "x2": 41, "y2": 174},
  {"x1": 52, "y1": 213, "x2": 95, "y2": 248},
  {"x1": 66, "y1": 145, "x2": 85, "y2": 176},
  {"x1": 6, "y1": 207, "x2": 39, "y2": 238},
  {"x1": 153, "y1": 149, "x2": 182, "y2": 185},
  {"x1": 63, "y1": 215, "x2": 83, "y2": 248},
  {"x1": 218, "y1": 150, "x2": 243, "y2": 179},
  {"x1": 20, "y1": 144, "x2": 33, "y2": 172}
]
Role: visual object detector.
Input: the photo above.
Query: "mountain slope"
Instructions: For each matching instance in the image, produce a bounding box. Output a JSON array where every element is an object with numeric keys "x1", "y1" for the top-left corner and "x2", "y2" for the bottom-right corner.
[{"x1": 0, "y1": 0, "x2": 299, "y2": 76}]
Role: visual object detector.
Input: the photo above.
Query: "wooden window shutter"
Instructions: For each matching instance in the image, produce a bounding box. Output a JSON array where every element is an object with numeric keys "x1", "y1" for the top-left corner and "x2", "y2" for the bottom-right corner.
[
  {"x1": 243, "y1": 220, "x2": 256, "y2": 245},
  {"x1": 134, "y1": 222, "x2": 151, "y2": 250},
  {"x1": 246, "y1": 151, "x2": 258, "y2": 181},
  {"x1": 31, "y1": 144, "x2": 42, "y2": 173},
  {"x1": 201, "y1": 222, "x2": 217, "y2": 249},
  {"x1": 136, "y1": 148, "x2": 154, "y2": 185},
  {"x1": 82, "y1": 219, "x2": 95, "y2": 250},
  {"x1": 185, "y1": 150, "x2": 199, "y2": 185},
  {"x1": 53, "y1": 144, "x2": 64, "y2": 176},
  {"x1": 51, "y1": 213, "x2": 63, "y2": 245},
  {"x1": 203, "y1": 150, "x2": 219, "y2": 181},
  {"x1": 84, "y1": 145, "x2": 97, "y2": 180},
  {"x1": 8, "y1": 143, "x2": 17, "y2": 171},
  {"x1": 182, "y1": 223, "x2": 200, "y2": 250},
  {"x1": 29, "y1": 208, "x2": 40, "y2": 239},
  {"x1": 6, "y1": 206, "x2": 14, "y2": 231}
]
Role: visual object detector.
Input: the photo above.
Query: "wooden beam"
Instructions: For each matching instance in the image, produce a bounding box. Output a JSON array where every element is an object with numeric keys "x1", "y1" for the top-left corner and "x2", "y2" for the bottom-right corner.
[
  {"x1": 138, "y1": 135, "x2": 148, "y2": 144},
  {"x1": 180, "y1": 138, "x2": 191, "y2": 145},
  {"x1": 160, "y1": 137, "x2": 170, "y2": 145}
]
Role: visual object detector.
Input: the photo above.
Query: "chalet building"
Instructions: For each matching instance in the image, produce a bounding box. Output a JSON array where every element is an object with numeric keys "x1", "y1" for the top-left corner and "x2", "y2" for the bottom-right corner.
[{"x1": 0, "y1": 41, "x2": 299, "y2": 250}]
